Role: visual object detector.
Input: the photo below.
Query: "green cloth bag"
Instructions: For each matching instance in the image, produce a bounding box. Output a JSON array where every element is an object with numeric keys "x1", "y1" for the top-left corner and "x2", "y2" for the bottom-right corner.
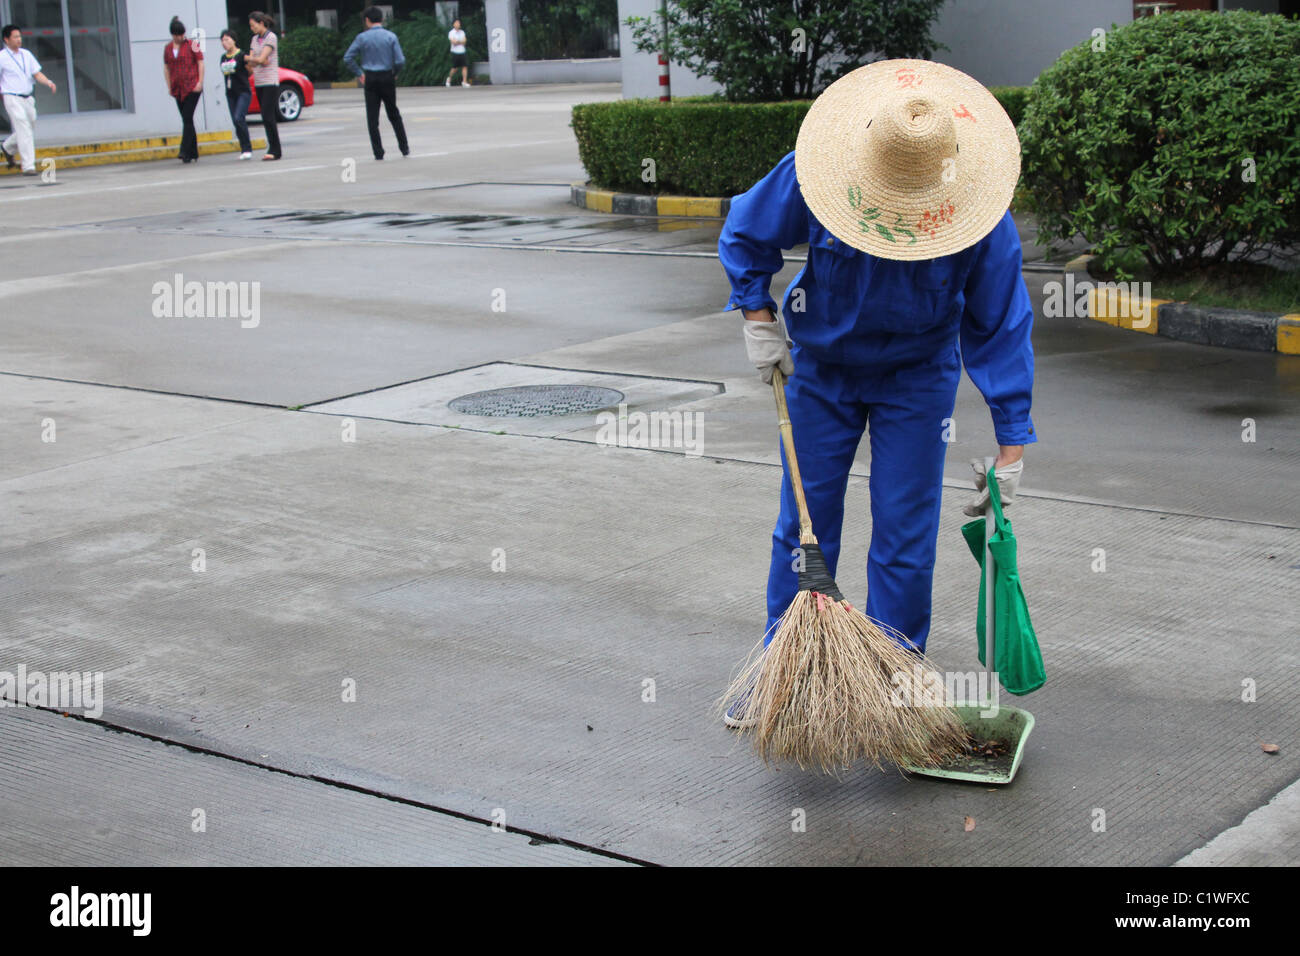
[{"x1": 960, "y1": 465, "x2": 1046, "y2": 696}]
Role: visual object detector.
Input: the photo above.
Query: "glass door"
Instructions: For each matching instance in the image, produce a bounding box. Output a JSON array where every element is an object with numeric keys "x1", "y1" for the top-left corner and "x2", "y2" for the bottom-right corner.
[
  {"x1": 6, "y1": 0, "x2": 71, "y2": 113},
  {"x1": 3, "y1": 0, "x2": 125, "y2": 113},
  {"x1": 67, "y1": 0, "x2": 123, "y2": 110}
]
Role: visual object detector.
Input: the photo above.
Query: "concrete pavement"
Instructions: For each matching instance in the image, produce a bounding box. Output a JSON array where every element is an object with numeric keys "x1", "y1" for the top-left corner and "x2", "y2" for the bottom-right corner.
[{"x1": 1, "y1": 84, "x2": 1296, "y2": 865}]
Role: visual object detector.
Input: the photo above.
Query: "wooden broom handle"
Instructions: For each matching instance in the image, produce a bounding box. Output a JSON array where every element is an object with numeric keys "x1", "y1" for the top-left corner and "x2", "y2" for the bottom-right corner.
[{"x1": 771, "y1": 367, "x2": 816, "y2": 544}]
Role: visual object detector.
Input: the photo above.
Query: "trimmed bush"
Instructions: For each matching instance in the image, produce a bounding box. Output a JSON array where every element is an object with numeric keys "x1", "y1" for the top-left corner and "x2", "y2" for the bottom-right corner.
[
  {"x1": 1021, "y1": 11, "x2": 1300, "y2": 277},
  {"x1": 573, "y1": 86, "x2": 1030, "y2": 198},
  {"x1": 279, "y1": 26, "x2": 343, "y2": 82},
  {"x1": 572, "y1": 98, "x2": 810, "y2": 196},
  {"x1": 989, "y1": 86, "x2": 1029, "y2": 129}
]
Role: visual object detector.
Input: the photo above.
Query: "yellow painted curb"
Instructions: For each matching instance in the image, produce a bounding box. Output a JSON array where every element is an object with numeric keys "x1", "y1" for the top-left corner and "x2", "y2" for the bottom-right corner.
[
  {"x1": 1087, "y1": 285, "x2": 1169, "y2": 334},
  {"x1": 585, "y1": 188, "x2": 614, "y2": 213},
  {"x1": 1278, "y1": 315, "x2": 1300, "y2": 355},
  {"x1": 684, "y1": 197, "x2": 722, "y2": 217},
  {"x1": 655, "y1": 195, "x2": 687, "y2": 217},
  {"x1": 1063, "y1": 253, "x2": 1096, "y2": 273},
  {"x1": 652, "y1": 195, "x2": 723, "y2": 216},
  {"x1": 574, "y1": 182, "x2": 728, "y2": 219},
  {"x1": 0, "y1": 137, "x2": 268, "y2": 174},
  {"x1": 35, "y1": 130, "x2": 235, "y2": 158}
]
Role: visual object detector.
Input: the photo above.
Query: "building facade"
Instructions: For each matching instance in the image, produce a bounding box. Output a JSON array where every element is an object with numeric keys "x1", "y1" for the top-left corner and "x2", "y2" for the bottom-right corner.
[
  {"x1": 1, "y1": 0, "x2": 232, "y2": 144},
  {"x1": 617, "y1": 0, "x2": 1296, "y2": 98}
]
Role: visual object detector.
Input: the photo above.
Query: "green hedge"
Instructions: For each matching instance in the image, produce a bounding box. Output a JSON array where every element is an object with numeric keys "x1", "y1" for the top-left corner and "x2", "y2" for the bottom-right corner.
[
  {"x1": 278, "y1": 26, "x2": 343, "y2": 81},
  {"x1": 572, "y1": 98, "x2": 809, "y2": 196},
  {"x1": 988, "y1": 85, "x2": 1029, "y2": 129},
  {"x1": 572, "y1": 87, "x2": 1030, "y2": 197},
  {"x1": 1021, "y1": 11, "x2": 1300, "y2": 277}
]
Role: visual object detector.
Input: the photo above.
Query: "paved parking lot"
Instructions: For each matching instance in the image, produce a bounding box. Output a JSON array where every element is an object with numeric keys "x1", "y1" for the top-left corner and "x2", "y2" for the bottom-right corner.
[{"x1": 1, "y1": 84, "x2": 1296, "y2": 865}]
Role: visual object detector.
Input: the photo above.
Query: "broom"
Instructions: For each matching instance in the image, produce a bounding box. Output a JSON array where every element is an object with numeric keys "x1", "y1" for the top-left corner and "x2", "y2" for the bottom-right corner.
[{"x1": 722, "y1": 367, "x2": 968, "y2": 774}]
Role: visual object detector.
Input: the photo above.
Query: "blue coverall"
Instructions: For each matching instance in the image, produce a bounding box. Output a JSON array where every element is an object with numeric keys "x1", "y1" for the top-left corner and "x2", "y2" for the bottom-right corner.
[{"x1": 718, "y1": 151, "x2": 1036, "y2": 653}]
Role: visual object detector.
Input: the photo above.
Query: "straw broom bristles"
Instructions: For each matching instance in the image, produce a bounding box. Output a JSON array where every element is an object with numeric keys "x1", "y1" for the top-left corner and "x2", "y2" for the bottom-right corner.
[
  {"x1": 722, "y1": 578, "x2": 968, "y2": 774},
  {"x1": 723, "y1": 366, "x2": 967, "y2": 775}
]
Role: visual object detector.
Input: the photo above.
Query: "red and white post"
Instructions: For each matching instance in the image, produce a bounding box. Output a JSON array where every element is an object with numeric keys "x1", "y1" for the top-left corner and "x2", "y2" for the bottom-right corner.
[{"x1": 658, "y1": 0, "x2": 671, "y2": 102}]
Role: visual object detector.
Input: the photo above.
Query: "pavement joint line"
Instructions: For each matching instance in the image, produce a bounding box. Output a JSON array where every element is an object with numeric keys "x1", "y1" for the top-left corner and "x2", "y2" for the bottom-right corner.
[
  {"x1": 7, "y1": 366, "x2": 1289, "y2": 530},
  {"x1": 4, "y1": 367, "x2": 1294, "y2": 532},
  {"x1": 297, "y1": 358, "x2": 725, "y2": 408},
  {"x1": 0, "y1": 370, "x2": 292, "y2": 410},
  {"x1": 2, "y1": 701, "x2": 656, "y2": 867}
]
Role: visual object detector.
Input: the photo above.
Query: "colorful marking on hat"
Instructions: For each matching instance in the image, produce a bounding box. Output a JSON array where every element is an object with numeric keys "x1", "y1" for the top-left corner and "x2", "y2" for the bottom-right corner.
[
  {"x1": 917, "y1": 201, "x2": 956, "y2": 237},
  {"x1": 895, "y1": 67, "x2": 921, "y2": 89},
  {"x1": 953, "y1": 104, "x2": 976, "y2": 122}
]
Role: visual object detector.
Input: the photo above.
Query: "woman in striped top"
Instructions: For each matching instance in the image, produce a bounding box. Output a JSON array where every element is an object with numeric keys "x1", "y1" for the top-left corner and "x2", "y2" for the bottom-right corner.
[{"x1": 247, "y1": 11, "x2": 281, "y2": 160}]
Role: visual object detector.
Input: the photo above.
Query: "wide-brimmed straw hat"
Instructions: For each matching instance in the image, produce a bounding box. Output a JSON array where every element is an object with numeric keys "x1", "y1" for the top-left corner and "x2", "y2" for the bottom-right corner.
[{"x1": 795, "y1": 58, "x2": 1020, "y2": 261}]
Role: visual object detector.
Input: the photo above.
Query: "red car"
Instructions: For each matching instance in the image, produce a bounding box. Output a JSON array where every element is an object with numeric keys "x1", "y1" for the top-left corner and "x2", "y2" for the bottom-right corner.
[{"x1": 249, "y1": 68, "x2": 314, "y2": 122}]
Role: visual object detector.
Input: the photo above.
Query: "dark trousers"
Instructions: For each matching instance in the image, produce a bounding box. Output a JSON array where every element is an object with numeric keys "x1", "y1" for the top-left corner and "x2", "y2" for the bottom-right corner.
[
  {"x1": 256, "y1": 84, "x2": 281, "y2": 156},
  {"x1": 363, "y1": 71, "x2": 407, "y2": 158},
  {"x1": 227, "y1": 89, "x2": 252, "y2": 153},
  {"x1": 175, "y1": 92, "x2": 200, "y2": 159}
]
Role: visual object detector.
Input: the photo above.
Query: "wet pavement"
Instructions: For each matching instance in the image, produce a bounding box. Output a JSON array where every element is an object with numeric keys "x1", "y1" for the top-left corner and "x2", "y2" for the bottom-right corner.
[
  {"x1": 1, "y1": 83, "x2": 1296, "y2": 866},
  {"x1": 84, "y1": 204, "x2": 728, "y2": 254}
]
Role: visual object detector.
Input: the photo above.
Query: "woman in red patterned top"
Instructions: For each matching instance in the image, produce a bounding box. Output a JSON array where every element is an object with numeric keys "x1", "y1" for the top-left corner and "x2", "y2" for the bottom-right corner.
[{"x1": 163, "y1": 17, "x2": 204, "y2": 163}]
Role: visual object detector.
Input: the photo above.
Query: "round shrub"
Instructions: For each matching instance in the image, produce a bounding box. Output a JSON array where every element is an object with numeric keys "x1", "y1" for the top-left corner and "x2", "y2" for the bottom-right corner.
[
  {"x1": 279, "y1": 26, "x2": 344, "y2": 82},
  {"x1": 1021, "y1": 10, "x2": 1300, "y2": 276}
]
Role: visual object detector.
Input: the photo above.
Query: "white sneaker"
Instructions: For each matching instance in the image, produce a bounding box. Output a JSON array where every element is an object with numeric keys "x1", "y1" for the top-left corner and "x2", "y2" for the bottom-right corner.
[
  {"x1": 462, "y1": 81, "x2": 470, "y2": 88},
  {"x1": 239, "y1": 152, "x2": 252, "y2": 160},
  {"x1": 445, "y1": 77, "x2": 451, "y2": 87}
]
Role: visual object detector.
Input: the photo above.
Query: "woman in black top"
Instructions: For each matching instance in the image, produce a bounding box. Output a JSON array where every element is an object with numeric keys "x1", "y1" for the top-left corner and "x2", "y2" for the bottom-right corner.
[{"x1": 219, "y1": 30, "x2": 252, "y2": 158}]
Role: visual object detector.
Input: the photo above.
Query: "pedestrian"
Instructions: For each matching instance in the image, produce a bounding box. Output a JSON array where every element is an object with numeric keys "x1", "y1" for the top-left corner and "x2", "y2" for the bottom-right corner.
[
  {"x1": 444, "y1": 19, "x2": 469, "y2": 88},
  {"x1": 220, "y1": 29, "x2": 253, "y2": 160},
  {"x1": 163, "y1": 17, "x2": 204, "y2": 163},
  {"x1": 718, "y1": 61, "x2": 1035, "y2": 725},
  {"x1": 0, "y1": 23, "x2": 58, "y2": 176},
  {"x1": 246, "y1": 11, "x2": 281, "y2": 161},
  {"x1": 343, "y1": 6, "x2": 409, "y2": 160}
]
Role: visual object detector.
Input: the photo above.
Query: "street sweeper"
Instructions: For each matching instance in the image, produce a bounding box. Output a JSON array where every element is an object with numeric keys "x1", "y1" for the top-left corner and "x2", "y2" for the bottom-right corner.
[{"x1": 719, "y1": 59, "x2": 1036, "y2": 729}]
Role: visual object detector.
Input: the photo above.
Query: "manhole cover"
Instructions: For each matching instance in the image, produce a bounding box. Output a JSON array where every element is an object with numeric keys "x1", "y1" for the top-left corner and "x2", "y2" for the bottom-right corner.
[{"x1": 448, "y1": 384, "x2": 625, "y2": 418}]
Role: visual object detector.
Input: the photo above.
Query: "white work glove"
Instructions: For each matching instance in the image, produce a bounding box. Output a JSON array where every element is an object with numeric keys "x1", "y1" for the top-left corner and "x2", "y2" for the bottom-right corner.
[
  {"x1": 743, "y1": 319, "x2": 794, "y2": 385},
  {"x1": 963, "y1": 458, "x2": 1023, "y2": 516}
]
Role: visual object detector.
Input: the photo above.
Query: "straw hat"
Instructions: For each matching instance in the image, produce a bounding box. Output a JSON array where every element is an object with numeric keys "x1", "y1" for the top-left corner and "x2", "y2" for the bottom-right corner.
[{"x1": 795, "y1": 59, "x2": 1021, "y2": 261}]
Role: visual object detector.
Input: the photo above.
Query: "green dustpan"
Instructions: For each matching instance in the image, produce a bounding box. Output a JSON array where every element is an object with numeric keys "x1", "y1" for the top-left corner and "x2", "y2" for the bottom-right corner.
[
  {"x1": 906, "y1": 457, "x2": 1035, "y2": 785},
  {"x1": 907, "y1": 703, "x2": 1035, "y2": 784}
]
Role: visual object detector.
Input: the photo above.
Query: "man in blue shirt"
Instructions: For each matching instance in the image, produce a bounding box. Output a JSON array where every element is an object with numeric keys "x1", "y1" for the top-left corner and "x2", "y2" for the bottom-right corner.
[
  {"x1": 719, "y1": 60, "x2": 1035, "y2": 725},
  {"x1": 344, "y1": 6, "x2": 408, "y2": 159}
]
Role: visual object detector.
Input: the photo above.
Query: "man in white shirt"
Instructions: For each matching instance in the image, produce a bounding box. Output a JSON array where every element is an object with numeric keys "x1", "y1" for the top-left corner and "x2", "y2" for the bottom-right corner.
[
  {"x1": 1, "y1": 24, "x2": 57, "y2": 175},
  {"x1": 444, "y1": 19, "x2": 470, "y2": 88}
]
